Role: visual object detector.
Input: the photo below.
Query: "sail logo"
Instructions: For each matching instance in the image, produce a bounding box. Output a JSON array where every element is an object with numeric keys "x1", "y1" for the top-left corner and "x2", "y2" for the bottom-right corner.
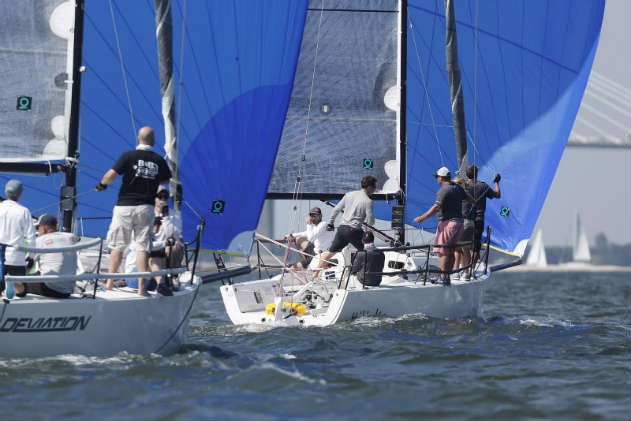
[
  {"x1": 362, "y1": 159, "x2": 374, "y2": 169},
  {"x1": 211, "y1": 200, "x2": 225, "y2": 214},
  {"x1": 133, "y1": 160, "x2": 159, "y2": 180},
  {"x1": 0, "y1": 316, "x2": 92, "y2": 333},
  {"x1": 16, "y1": 96, "x2": 32, "y2": 111},
  {"x1": 500, "y1": 206, "x2": 511, "y2": 217}
]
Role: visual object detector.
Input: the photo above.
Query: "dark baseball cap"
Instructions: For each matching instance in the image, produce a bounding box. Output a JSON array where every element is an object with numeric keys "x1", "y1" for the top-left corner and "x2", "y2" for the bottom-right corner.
[
  {"x1": 35, "y1": 213, "x2": 57, "y2": 228},
  {"x1": 309, "y1": 207, "x2": 322, "y2": 216}
]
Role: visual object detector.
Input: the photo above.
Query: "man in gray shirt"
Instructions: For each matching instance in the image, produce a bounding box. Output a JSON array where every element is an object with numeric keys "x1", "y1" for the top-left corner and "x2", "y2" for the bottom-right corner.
[{"x1": 317, "y1": 176, "x2": 377, "y2": 269}]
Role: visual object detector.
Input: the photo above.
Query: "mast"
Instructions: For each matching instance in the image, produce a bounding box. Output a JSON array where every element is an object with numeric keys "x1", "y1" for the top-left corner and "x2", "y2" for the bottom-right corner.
[
  {"x1": 444, "y1": 0, "x2": 469, "y2": 175},
  {"x1": 61, "y1": 0, "x2": 85, "y2": 232},
  {"x1": 154, "y1": 0, "x2": 181, "y2": 212},
  {"x1": 396, "y1": 0, "x2": 407, "y2": 245}
]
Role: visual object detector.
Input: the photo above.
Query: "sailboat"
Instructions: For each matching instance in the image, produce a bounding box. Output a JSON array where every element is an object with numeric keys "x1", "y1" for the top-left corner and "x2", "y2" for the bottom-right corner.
[
  {"x1": 0, "y1": 0, "x2": 306, "y2": 357},
  {"x1": 525, "y1": 230, "x2": 547, "y2": 268},
  {"x1": 571, "y1": 210, "x2": 592, "y2": 264},
  {"x1": 220, "y1": 0, "x2": 605, "y2": 326}
]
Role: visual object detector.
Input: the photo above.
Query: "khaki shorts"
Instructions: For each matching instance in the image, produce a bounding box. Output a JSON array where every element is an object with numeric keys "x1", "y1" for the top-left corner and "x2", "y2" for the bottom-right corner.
[{"x1": 107, "y1": 205, "x2": 154, "y2": 252}]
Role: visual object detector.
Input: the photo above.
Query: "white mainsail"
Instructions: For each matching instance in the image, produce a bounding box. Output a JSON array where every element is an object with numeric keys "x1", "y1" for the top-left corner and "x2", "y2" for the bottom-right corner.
[
  {"x1": 526, "y1": 230, "x2": 547, "y2": 267},
  {"x1": 0, "y1": 1, "x2": 75, "y2": 162},
  {"x1": 572, "y1": 210, "x2": 592, "y2": 262}
]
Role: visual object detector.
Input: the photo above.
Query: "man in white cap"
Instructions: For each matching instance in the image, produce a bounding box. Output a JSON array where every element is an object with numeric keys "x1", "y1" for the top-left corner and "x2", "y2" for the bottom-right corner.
[
  {"x1": 96, "y1": 126, "x2": 171, "y2": 296},
  {"x1": 414, "y1": 167, "x2": 473, "y2": 285},
  {"x1": 0, "y1": 179, "x2": 36, "y2": 297}
]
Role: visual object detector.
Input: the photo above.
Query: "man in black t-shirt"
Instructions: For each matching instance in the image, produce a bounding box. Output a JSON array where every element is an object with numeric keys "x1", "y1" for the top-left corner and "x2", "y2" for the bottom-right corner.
[
  {"x1": 465, "y1": 164, "x2": 501, "y2": 268},
  {"x1": 96, "y1": 126, "x2": 171, "y2": 296}
]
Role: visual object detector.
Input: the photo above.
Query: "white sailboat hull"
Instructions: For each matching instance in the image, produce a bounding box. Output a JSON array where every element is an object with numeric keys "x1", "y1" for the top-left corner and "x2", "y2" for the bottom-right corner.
[
  {"x1": 0, "y1": 276, "x2": 201, "y2": 358},
  {"x1": 220, "y1": 251, "x2": 489, "y2": 327}
]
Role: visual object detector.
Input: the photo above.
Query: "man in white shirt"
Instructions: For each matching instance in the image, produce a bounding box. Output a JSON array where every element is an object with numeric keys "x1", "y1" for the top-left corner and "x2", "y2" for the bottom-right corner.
[
  {"x1": 26, "y1": 214, "x2": 79, "y2": 298},
  {"x1": 282, "y1": 207, "x2": 333, "y2": 269},
  {"x1": 0, "y1": 180, "x2": 36, "y2": 297}
]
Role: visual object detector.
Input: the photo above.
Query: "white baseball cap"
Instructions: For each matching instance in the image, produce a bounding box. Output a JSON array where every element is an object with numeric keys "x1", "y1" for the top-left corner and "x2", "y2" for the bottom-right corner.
[{"x1": 433, "y1": 166, "x2": 450, "y2": 178}]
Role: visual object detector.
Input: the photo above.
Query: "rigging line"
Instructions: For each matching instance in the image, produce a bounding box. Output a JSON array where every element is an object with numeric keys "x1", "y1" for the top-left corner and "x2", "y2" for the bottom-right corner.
[
  {"x1": 408, "y1": 17, "x2": 444, "y2": 165},
  {"x1": 76, "y1": 161, "x2": 111, "y2": 174},
  {"x1": 183, "y1": 200, "x2": 201, "y2": 220},
  {"x1": 32, "y1": 188, "x2": 101, "y2": 214},
  {"x1": 294, "y1": 0, "x2": 326, "y2": 203},
  {"x1": 175, "y1": 0, "x2": 187, "y2": 145},
  {"x1": 108, "y1": 0, "x2": 137, "y2": 137}
]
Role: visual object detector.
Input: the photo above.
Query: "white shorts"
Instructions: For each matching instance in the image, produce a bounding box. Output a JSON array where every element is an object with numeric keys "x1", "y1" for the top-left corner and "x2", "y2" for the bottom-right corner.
[{"x1": 107, "y1": 205, "x2": 154, "y2": 252}]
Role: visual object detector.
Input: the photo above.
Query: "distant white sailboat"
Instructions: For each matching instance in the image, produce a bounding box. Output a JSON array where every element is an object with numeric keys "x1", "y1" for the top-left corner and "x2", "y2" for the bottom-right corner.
[
  {"x1": 526, "y1": 230, "x2": 548, "y2": 267},
  {"x1": 572, "y1": 210, "x2": 592, "y2": 263}
]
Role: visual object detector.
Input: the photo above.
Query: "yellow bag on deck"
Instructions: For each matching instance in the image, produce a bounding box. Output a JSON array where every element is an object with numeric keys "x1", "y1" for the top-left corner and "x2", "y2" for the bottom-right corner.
[{"x1": 265, "y1": 301, "x2": 307, "y2": 316}]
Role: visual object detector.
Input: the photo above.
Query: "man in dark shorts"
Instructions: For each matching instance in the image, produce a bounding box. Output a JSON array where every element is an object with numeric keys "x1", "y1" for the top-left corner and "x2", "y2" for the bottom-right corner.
[
  {"x1": 317, "y1": 176, "x2": 377, "y2": 269},
  {"x1": 96, "y1": 126, "x2": 171, "y2": 296},
  {"x1": 414, "y1": 167, "x2": 473, "y2": 285},
  {"x1": 465, "y1": 165, "x2": 501, "y2": 268}
]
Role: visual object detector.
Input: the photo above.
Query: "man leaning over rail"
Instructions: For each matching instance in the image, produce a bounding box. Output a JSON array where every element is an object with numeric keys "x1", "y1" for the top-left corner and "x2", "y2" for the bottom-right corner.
[
  {"x1": 96, "y1": 126, "x2": 171, "y2": 296},
  {"x1": 24, "y1": 214, "x2": 79, "y2": 298},
  {"x1": 0, "y1": 179, "x2": 36, "y2": 297},
  {"x1": 414, "y1": 167, "x2": 474, "y2": 285}
]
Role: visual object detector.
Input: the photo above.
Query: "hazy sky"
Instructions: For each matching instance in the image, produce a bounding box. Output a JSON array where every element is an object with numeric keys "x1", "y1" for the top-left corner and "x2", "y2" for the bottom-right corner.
[
  {"x1": 262, "y1": 0, "x2": 631, "y2": 247},
  {"x1": 533, "y1": 0, "x2": 630, "y2": 245}
]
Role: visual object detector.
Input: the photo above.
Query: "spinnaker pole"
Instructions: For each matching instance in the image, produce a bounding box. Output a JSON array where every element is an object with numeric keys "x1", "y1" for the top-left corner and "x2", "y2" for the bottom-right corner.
[
  {"x1": 154, "y1": 0, "x2": 181, "y2": 212},
  {"x1": 444, "y1": 0, "x2": 469, "y2": 175},
  {"x1": 62, "y1": 0, "x2": 85, "y2": 232}
]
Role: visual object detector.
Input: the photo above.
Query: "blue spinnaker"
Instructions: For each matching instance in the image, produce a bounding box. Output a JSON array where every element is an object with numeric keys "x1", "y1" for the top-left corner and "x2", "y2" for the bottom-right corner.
[
  {"x1": 5, "y1": 1, "x2": 308, "y2": 256},
  {"x1": 376, "y1": 0, "x2": 604, "y2": 255}
]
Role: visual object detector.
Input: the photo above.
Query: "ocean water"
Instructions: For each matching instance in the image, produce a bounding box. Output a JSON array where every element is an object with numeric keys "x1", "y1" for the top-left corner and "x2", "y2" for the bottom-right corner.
[{"x1": 0, "y1": 271, "x2": 629, "y2": 420}]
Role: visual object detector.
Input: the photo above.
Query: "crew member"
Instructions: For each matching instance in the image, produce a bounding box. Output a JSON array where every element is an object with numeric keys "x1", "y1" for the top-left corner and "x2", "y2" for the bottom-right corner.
[
  {"x1": 350, "y1": 231, "x2": 386, "y2": 287},
  {"x1": 96, "y1": 126, "x2": 171, "y2": 296},
  {"x1": 465, "y1": 164, "x2": 501, "y2": 269},
  {"x1": 282, "y1": 207, "x2": 333, "y2": 269},
  {"x1": 414, "y1": 167, "x2": 473, "y2": 285},
  {"x1": 318, "y1": 176, "x2": 377, "y2": 269},
  {"x1": 25, "y1": 214, "x2": 79, "y2": 298},
  {"x1": 0, "y1": 179, "x2": 36, "y2": 297}
]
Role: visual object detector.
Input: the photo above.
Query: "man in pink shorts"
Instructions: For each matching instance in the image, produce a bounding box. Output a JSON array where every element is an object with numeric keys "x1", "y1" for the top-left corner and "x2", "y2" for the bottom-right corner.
[{"x1": 414, "y1": 167, "x2": 473, "y2": 285}]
